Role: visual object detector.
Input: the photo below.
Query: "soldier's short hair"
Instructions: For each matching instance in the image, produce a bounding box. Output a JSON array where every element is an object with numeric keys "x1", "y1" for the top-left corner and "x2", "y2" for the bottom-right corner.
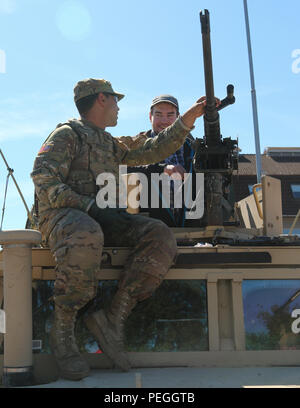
[
  {"x1": 75, "y1": 92, "x2": 117, "y2": 116},
  {"x1": 75, "y1": 93, "x2": 99, "y2": 116}
]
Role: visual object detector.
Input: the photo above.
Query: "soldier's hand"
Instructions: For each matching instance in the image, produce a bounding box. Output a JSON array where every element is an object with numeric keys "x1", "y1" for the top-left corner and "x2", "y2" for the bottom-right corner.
[
  {"x1": 192, "y1": 96, "x2": 221, "y2": 116},
  {"x1": 192, "y1": 96, "x2": 207, "y2": 117},
  {"x1": 196, "y1": 96, "x2": 221, "y2": 107},
  {"x1": 181, "y1": 96, "x2": 221, "y2": 129},
  {"x1": 181, "y1": 97, "x2": 206, "y2": 128},
  {"x1": 214, "y1": 97, "x2": 221, "y2": 108}
]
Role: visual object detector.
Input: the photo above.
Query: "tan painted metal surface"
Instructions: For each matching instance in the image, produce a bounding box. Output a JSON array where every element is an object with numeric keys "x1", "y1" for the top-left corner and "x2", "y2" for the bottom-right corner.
[{"x1": 0, "y1": 230, "x2": 41, "y2": 375}]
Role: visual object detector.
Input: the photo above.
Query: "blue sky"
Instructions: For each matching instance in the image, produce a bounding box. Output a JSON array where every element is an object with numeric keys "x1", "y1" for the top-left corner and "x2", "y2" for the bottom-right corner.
[{"x1": 0, "y1": 0, "x2": 299, "y2": 230}]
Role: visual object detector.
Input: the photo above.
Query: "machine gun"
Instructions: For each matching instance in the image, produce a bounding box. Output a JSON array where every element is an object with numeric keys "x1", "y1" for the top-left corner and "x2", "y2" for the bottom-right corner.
[{"x1": 193, "y1": 9, "x2": 238, "y2": 226}]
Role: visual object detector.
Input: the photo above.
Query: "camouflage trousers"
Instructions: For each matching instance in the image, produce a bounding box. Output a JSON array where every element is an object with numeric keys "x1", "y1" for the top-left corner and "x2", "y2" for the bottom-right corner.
[{"x1": 40, "y1": 208, "x2": 177, "y2": 313}]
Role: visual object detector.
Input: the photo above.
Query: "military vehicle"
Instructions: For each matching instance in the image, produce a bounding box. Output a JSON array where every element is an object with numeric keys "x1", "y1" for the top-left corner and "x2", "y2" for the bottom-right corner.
[{"x1": 0, "y1": 9, "x2": 300, "y2": 387}]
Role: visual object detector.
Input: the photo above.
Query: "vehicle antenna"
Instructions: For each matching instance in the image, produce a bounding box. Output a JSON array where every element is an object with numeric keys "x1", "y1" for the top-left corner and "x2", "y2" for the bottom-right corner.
[{"x1": 243, "y1": 0, "x2": 263, "y2": 183}]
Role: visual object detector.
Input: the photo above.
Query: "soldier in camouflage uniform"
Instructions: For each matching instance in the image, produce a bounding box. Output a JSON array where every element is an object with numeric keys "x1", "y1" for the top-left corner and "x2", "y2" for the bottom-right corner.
[{"x1": 31, "y1": 78, "x2": 208, "y2": 380}]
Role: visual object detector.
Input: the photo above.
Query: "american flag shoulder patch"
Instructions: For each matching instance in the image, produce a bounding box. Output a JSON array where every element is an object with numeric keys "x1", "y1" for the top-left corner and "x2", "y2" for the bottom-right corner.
[{"x1": 38, "y1": 144, "x2": 52, "y2": 155}]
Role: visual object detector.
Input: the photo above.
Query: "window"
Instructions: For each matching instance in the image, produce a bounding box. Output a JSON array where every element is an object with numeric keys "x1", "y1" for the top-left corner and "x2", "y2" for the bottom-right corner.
[
  {"x1": 31, "y1": 280, "x2": 209, "y2": 354},
  {"x1": 243, "y1": 280, "x2": 300, "y2": 350},
  {"x1": 291, "y1": 184, "x2": 300, "y2": 199}
]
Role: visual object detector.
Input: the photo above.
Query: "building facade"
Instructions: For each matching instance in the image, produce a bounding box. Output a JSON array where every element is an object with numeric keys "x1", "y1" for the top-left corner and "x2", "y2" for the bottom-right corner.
[{"x1": 232, "y1": 147, "x2": 300, "y2": 235}]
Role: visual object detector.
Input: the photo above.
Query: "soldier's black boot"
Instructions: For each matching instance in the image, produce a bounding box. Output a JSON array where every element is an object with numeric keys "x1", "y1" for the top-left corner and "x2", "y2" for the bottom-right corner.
[
  {"x1": 50, "y1": 306, "x2": 90, "y2": 381},
  {"x1": 84, "y1": 289, "x2": 136, "y2": 372}
]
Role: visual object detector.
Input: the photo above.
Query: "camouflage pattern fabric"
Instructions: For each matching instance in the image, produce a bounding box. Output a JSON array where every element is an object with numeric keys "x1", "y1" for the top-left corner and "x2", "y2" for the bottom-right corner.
[
  {"x1": 95, "y1": 209, "x2": 177, "y2": 302},
  {"x1": 31, "y1": 116, "x2": 191, "y2": 228},
  {"x1": 46, "y1": 208, "x2": 103, "y2": 312},
  {"x1": 46, "y1": 208, "x2": 177, "y2": 310},
  {"x1": 73, "y1": 78, "x2": 124, "y2": 102},
  {"x1": 118, "y1": 133, "x2": 148, "y2": 150},
  {"x1": 31, "y1": 116, "x2": 190, "y2": 311}
]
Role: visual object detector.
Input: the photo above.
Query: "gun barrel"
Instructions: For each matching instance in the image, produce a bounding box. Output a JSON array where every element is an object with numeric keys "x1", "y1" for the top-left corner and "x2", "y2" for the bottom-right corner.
[
  {"x1": 200, "y1": 9, "x2": 220, "y2": 146},
  {"x1": 200, "y1": 10, "x2": 216, "y2": 111},
  {"x1": 195, "y1": 10, "x2": 238, "y2": 227}
]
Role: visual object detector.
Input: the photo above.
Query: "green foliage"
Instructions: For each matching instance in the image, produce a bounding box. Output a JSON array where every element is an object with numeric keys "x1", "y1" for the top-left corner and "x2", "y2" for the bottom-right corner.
[
  {"x1": 246, "y1": 302, "x2": 300, "y2": 350},
  {"x1": 246, "y1": 332, "x2": 280, "y2": 350}
]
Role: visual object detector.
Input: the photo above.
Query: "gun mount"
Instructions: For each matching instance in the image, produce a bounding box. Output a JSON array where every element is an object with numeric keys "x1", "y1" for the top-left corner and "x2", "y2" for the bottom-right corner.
[{"x1": 193, "y1": 9, "x2": 238, "y2": 226}]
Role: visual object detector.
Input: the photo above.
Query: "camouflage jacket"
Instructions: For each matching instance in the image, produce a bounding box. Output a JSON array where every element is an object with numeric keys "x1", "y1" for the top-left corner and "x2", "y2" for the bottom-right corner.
[
  {"x1": 120, "y1": 130, "x2": 195, "y2": 174},
  {"x1": 31, "y1": 116, "x2": 192, "y2": 222}
]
